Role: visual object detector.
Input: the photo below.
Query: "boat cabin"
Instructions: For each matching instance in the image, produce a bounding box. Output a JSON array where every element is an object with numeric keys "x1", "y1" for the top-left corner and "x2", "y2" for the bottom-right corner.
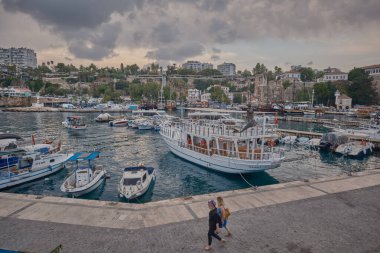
[{"x1": 122, "y1": 170, "x2": 147, "y2": 186}]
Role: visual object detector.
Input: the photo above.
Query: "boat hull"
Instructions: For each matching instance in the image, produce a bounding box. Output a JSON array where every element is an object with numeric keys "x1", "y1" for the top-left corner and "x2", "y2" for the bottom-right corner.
[
  {"x1": 61, "y1": 172, "x2": 106, "y2": 197},
  {"x1": 0, "y1": 162, "x2": 65, "y2": 190},
  {"x1": 161, "y1": 135, "x2": 281, "y2": 174}
]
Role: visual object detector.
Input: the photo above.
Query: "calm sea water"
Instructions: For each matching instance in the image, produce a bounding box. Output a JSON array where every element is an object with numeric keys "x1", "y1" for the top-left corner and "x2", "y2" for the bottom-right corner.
[{"x1": 1, "y1": 111, "x2": 379, "y2": 203}]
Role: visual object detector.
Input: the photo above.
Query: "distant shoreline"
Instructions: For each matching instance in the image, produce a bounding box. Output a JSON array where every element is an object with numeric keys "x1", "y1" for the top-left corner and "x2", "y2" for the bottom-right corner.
[{"x1": 1, "y1": 107, "x2": 133, "y2": 113}]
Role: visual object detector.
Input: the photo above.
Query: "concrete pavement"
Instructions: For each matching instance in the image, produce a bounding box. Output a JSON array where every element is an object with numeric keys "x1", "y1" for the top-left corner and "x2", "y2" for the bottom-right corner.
[{"x1": 0, "y1": 169, "x2": 380, "y2": 252}]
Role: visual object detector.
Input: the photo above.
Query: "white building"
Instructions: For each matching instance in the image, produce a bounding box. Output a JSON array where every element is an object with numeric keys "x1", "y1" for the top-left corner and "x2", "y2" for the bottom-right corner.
[
  {"x1": 182, "y1": 61, "x2": 213, "y2": 72},
  {"x1": 323, "y1": 67, "x2": 348, "y2": 82},
  {"x1": 201, "y1": 92, "x2": 211, "y2": 102},
  {"x1": 0, "y1": 47, "x2": 37, "y2": 69},
  {"x1": 187, "y1": 88, "x2": 201, "y2": 102},
  {"x1": 217, "y1": 62, "x2": 236, "y2": 76},
  {"x1": 335, "y1": 90, "x2": 352, "y2": 110},
  {"x1": 362, "y1": 64, "x2": 380, "y2": 76},
  {"x1": 277, "y1": 70, "x2": 301, "y2": 81}
]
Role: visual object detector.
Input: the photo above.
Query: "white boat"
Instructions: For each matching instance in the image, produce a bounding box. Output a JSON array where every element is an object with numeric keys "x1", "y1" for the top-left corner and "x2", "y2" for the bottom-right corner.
[
  {"x1": 60, "y1": 152, "x2": 107, "y2": 197},
  {"x1": 62, "y1": 116, "x2": 87, "y2": 130},
  {"x1": 109, "y1": 118, "x2": 128, "y2": 127},
  {"x1": 335, "y1": 141, "x2": 374, "y2": 157},
  {"x1": 118, "y1": 165, "x2": 155, "y2": 200},
  {"x1": 0, "y1": 150, "x2": 71, "y2": 190},
  {"x1": 280, "y1": 136, "x2": 297, "y2": 145},
  {"x1": 95, "y1": 113, "x2": 113, "y2": 122},
  {"x1": 138, "y1": 120, "x2": 154, "y2": 130},
  {"x1": 160, "y1": 115, "x2": 285, "y2": 174}
]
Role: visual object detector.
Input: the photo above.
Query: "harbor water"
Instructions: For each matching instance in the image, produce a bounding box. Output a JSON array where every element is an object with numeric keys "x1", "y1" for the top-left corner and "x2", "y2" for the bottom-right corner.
[{"x1": 1, "y1": 112, "x2": 379, "y2": 203}]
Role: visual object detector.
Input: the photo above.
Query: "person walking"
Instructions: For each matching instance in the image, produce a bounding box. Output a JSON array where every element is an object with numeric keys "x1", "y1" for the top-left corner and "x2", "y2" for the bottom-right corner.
[
  {"x1": 217, "y1": 196, "x2": 232, "y2": 236},
  {"x1": 205, "y1": 200, "x2": 226, "y2": 251}
]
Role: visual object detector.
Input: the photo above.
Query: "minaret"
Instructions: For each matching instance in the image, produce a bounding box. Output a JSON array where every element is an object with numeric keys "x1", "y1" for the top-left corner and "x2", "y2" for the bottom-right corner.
[{"x1": 334, "y1": 90, "x2": 340, "y2": 108}]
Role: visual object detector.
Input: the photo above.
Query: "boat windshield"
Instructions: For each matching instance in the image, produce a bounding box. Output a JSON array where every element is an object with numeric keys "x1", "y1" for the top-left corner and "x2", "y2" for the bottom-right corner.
[{"x1": 123, "y1": 178, "x2": 140, "y2": 185}]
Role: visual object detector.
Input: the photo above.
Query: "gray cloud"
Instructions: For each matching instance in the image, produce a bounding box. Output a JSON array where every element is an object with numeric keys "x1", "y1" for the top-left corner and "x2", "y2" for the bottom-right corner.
[
  {"x1": 2, "y1": 0, "x2": 380, "y2": 63},
  {"x1": 212, "y1": 48, "x2": 221, "y2": 54},
  {"x1": 64, "y1": 57, "x2": 73, "y2": 61},
  {"x1": 307, "y1": 61, "x2": 313, "y2": 66},
  {"x1": 210, "y1": 55, "x2": 220, "y2": 61},
  {"x1": 145, "y1": 42, "x2": 204, "y2": 61}
]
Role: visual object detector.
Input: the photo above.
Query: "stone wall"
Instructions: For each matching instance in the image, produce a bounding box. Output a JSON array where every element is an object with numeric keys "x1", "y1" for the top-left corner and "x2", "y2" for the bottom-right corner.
[{"x1": 0, "y1": 97, "x2": 32, "y2": 107}]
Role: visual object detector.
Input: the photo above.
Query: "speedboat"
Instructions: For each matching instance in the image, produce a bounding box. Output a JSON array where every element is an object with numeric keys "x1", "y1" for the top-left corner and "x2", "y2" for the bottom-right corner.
[
  {"x1": 335, "y1": 141, "x2": 375, "y2": 157},
  {"x1": 60, "y1": 152, "x2": 107, "y2": 197},
  {"x1": 62, "y1": 116, "x2": 87, "y2": 130},
  {"x1": 118, "y1": 165, "x2": 155, "y2": 200},
  {"x1": 109, "y1": 118, "x2": 128, "y2": 127}
]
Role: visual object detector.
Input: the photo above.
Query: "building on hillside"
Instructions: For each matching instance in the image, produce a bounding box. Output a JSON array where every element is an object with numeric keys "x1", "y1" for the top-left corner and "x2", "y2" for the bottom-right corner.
[
  {"x1": 322, "y1": 67, "x2": 348, "y2": 82},
  {"x1": 217, "y1": 62, "x2": 236, "y2": 76},
  {"x1": 362, "y1": 64, "x2": 380, "y2": 76},
  {"x1": 291, "y1": 65, "x2": 303, "y2": 71},
  {"x1": 0, "y1": 87, "x2": 32, "y2": 97},
  {"x1": 276, "y1": 70, "x2": 302, "y2": 81},
  {"x1": 182, "y1": 61, "x2": 213, "y2": 72},
  {"x1": 187, "y1": 88, "x2": 201, "y2": 102},
  {"x1": 200, "y1": 92, "x2": 211, "y2": 102},
  {"x1": 334, "y1": 90, "x2": 352, "y2": 110},
  {"x1": 0, "y1": 47, "x2": 37, "y2": 69}
]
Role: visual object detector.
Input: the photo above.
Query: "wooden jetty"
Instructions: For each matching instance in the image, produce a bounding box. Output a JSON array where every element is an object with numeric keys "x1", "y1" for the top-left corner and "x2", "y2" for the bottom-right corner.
[
  {"x1": 276, "y1": 128, "x2": 380, "y2": 150},
  {"x1": 279, "y1": 116, "x2": 361, "y2": 127}
]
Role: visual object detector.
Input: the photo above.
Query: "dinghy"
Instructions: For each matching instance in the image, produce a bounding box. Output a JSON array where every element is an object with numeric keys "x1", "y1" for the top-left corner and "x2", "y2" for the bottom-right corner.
[
  {"x1": 60, "y1": 152, "x2": 107, "y2": 197},
  {"x1": 118, "y1": 165, "x2": 155, "y2": 200}
]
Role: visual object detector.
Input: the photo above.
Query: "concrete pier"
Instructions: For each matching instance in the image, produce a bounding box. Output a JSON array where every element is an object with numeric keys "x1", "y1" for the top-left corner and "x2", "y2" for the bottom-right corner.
[{"x1": 1, "y1": 169, "x2": 380, "y2": 252}]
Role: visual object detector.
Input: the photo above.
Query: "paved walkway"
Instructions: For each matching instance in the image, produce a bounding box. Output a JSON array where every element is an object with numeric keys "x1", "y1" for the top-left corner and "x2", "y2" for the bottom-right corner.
[{"x1": 0, "y1": 169, "x2": 380, "y2": 252}]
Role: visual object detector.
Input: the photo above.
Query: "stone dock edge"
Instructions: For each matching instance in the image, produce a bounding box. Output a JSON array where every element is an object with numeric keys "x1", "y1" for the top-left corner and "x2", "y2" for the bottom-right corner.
[{"x1": 1, "y1": 168, "x2": 380, "y2": 230}]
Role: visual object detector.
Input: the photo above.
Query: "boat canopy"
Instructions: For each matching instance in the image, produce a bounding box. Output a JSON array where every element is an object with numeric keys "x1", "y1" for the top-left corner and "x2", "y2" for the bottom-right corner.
[
  {"x1": 0, "y1": 133, "x2": 23, "y2": 140},
  {"x1": 123, "y1": 166, "x2": 154, "y2": 174},
  {"x1": 67, "y1": 116, "x2": 84, "y2": 119},
  {"x1": 68, "y1": 152, "x2": 100, "y2": 161}
]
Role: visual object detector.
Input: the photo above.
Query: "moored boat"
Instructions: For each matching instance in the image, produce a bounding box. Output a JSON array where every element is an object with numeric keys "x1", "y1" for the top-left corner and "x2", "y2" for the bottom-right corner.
[
  {"x1": 109, "y1": 118, "x2": 128, "y2": 127},
  {"x1": 60, "y1": 152, "x2": 107, "y2": 197},
  {"x1": 335, "y1": 141, "x2": 374, "y2": 157},
  {"x1": 118, "y1": 165, "x2": 155, "y2": 200},
  {"x1": 62, "y1": 116, "x2": 87, "y2": 130}
]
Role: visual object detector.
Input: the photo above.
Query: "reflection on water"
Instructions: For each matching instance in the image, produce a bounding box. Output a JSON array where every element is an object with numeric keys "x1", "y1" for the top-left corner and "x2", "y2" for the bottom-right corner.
[{"x1": 0, "y1": 112, "x2": 379, "y2": 203}]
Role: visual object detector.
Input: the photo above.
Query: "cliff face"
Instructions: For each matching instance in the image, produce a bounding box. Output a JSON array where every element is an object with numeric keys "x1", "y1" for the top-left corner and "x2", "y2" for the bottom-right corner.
[{"x1": 0, "y1": 97, "x2": 32, "y2": 107}]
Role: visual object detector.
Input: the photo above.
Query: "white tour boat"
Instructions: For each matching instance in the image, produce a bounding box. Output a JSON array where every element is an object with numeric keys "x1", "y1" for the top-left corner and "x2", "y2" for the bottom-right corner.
[
  {"x1": 118, "y1": 165, "x2": 155, "y2": 200},
  {"x1": 60, "y1": 152, "x2": 107, "y2": 197},
  {"x1": 62, "y1": 116, "x2": 87, "y2": 130},
  {"x1": 160, "y1": 115, "x2": 285, "y2": 174},
  {"x1": 109, "y1": 118, "x2": 129, "y2": 127}
]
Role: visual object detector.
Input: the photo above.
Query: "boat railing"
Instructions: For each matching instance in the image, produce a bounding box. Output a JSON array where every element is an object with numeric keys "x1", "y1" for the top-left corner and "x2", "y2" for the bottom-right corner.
[
  {"x1": 178, "y1": 141, "x2": 284, "y2": 161},
  {"x1": 176, "y1": 122, "x2": 277, "y2": 138}
]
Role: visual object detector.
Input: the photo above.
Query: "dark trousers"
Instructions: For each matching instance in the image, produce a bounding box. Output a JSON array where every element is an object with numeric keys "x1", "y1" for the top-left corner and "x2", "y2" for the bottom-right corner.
[{"x1": 208, "y1": 230, "x2": 221, "y2": 245}]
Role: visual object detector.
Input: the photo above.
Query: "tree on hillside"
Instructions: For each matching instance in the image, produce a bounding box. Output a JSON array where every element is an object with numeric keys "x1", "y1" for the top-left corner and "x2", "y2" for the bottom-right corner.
[
  {"x1": 177, "y1": 68, "x2": 196, "y2": 75},
  {"x1": 199, "y1": 69, "x2": 222, "y2": 76},
  {"x1": 313, "y1": 81, "x2": 335, "y2": 106},
  {"x1": 210, "y1": 87, "x2": 229, "y2": 103},
  {"x1": 347, "y1": 68, "x2": 377, "y2": 105},
  {"x1": 253, "y1": 63, "x2": 267, "y2": 75},
  {"x1": 241, "y1": 69, "x2": 252, "y2": 77},
  {"x1": 274, "y1": 66, "x2": 283, "y2": 76},
  {"x1": 300, "y1": 67, "x2": 315, "y2": 82}
]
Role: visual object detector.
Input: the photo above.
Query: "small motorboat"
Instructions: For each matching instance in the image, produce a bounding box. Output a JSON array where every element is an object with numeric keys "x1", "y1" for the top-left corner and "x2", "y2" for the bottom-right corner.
[
  {"x1": 62, "y1": 116, "x2": 87, "y2": 130},
  {"x1": 319, "y1": 132, "x2": 349, "y2": 152},
  {"x1": 296, "y1": 137, "x2": 310, "y2": 145},
  {"x1": 60, "y1": 152, "x2": 107, "y2": 197},
  {"x1": 118, "y1": 165, "x2": 155, "y2": 200},
  {"x1": 138, "y1": 120, "x2": 154, "y2": 130},
  {"x1": 280, "y1": 136, "x2": 297, "y2": 145},
  {"x1": 335, "y1": 141, "x2": 374, "y2": 157},
  {"x1": 109, "y1": 118, "x2": 128, "y2": 127}
]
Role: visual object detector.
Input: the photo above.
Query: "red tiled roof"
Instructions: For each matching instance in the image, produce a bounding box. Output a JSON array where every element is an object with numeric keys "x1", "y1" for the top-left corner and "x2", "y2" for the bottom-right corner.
[
  {"x1": 361, "y1": 64, "x2": 380, "y2": 69},
  {"x1": 338, "y1": 94, "x2": 351, "y2": 99}
]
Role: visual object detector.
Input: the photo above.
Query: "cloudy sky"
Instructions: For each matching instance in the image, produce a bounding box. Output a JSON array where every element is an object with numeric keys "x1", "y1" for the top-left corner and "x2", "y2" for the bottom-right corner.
[{"x1": 1, "y1": 0, "x2": 379, "y2": 72}]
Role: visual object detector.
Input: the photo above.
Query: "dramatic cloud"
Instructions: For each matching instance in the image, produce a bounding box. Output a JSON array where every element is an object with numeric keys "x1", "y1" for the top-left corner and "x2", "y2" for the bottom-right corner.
[
  {"x1": 210, "y1": 55, "x2": 220, "y2": 61},
  {"x1": 307, "y1": 61, "x2": 313, "y2": 66},
  {"x1": 1, "y1": 0, "x2": 380, "y2": 67}
]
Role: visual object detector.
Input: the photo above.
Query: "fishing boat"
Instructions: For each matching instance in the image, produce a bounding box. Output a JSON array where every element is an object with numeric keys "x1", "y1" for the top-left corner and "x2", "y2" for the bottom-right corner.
[
  {"x1": 109, "y1": 118, "x2": 128, "y2": 127},
  {"x1": 118, "y1": 165, "x2": 155, "y2": 200},
  {"x1": 159, "y1": 114, "x2": 285, "y2": 174},
  {"x1": 62, "y1": 116, "x2": 87, "y2": 130},
  {"x1": 335, "y1": 141, "x2": 374, "y2": 157},
  {"x1": 0, "y1": 149, "x2": 71, "y2": 190},
  {"x1": 60, "y1": 152, "x2": 107, "y2": 197}
]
